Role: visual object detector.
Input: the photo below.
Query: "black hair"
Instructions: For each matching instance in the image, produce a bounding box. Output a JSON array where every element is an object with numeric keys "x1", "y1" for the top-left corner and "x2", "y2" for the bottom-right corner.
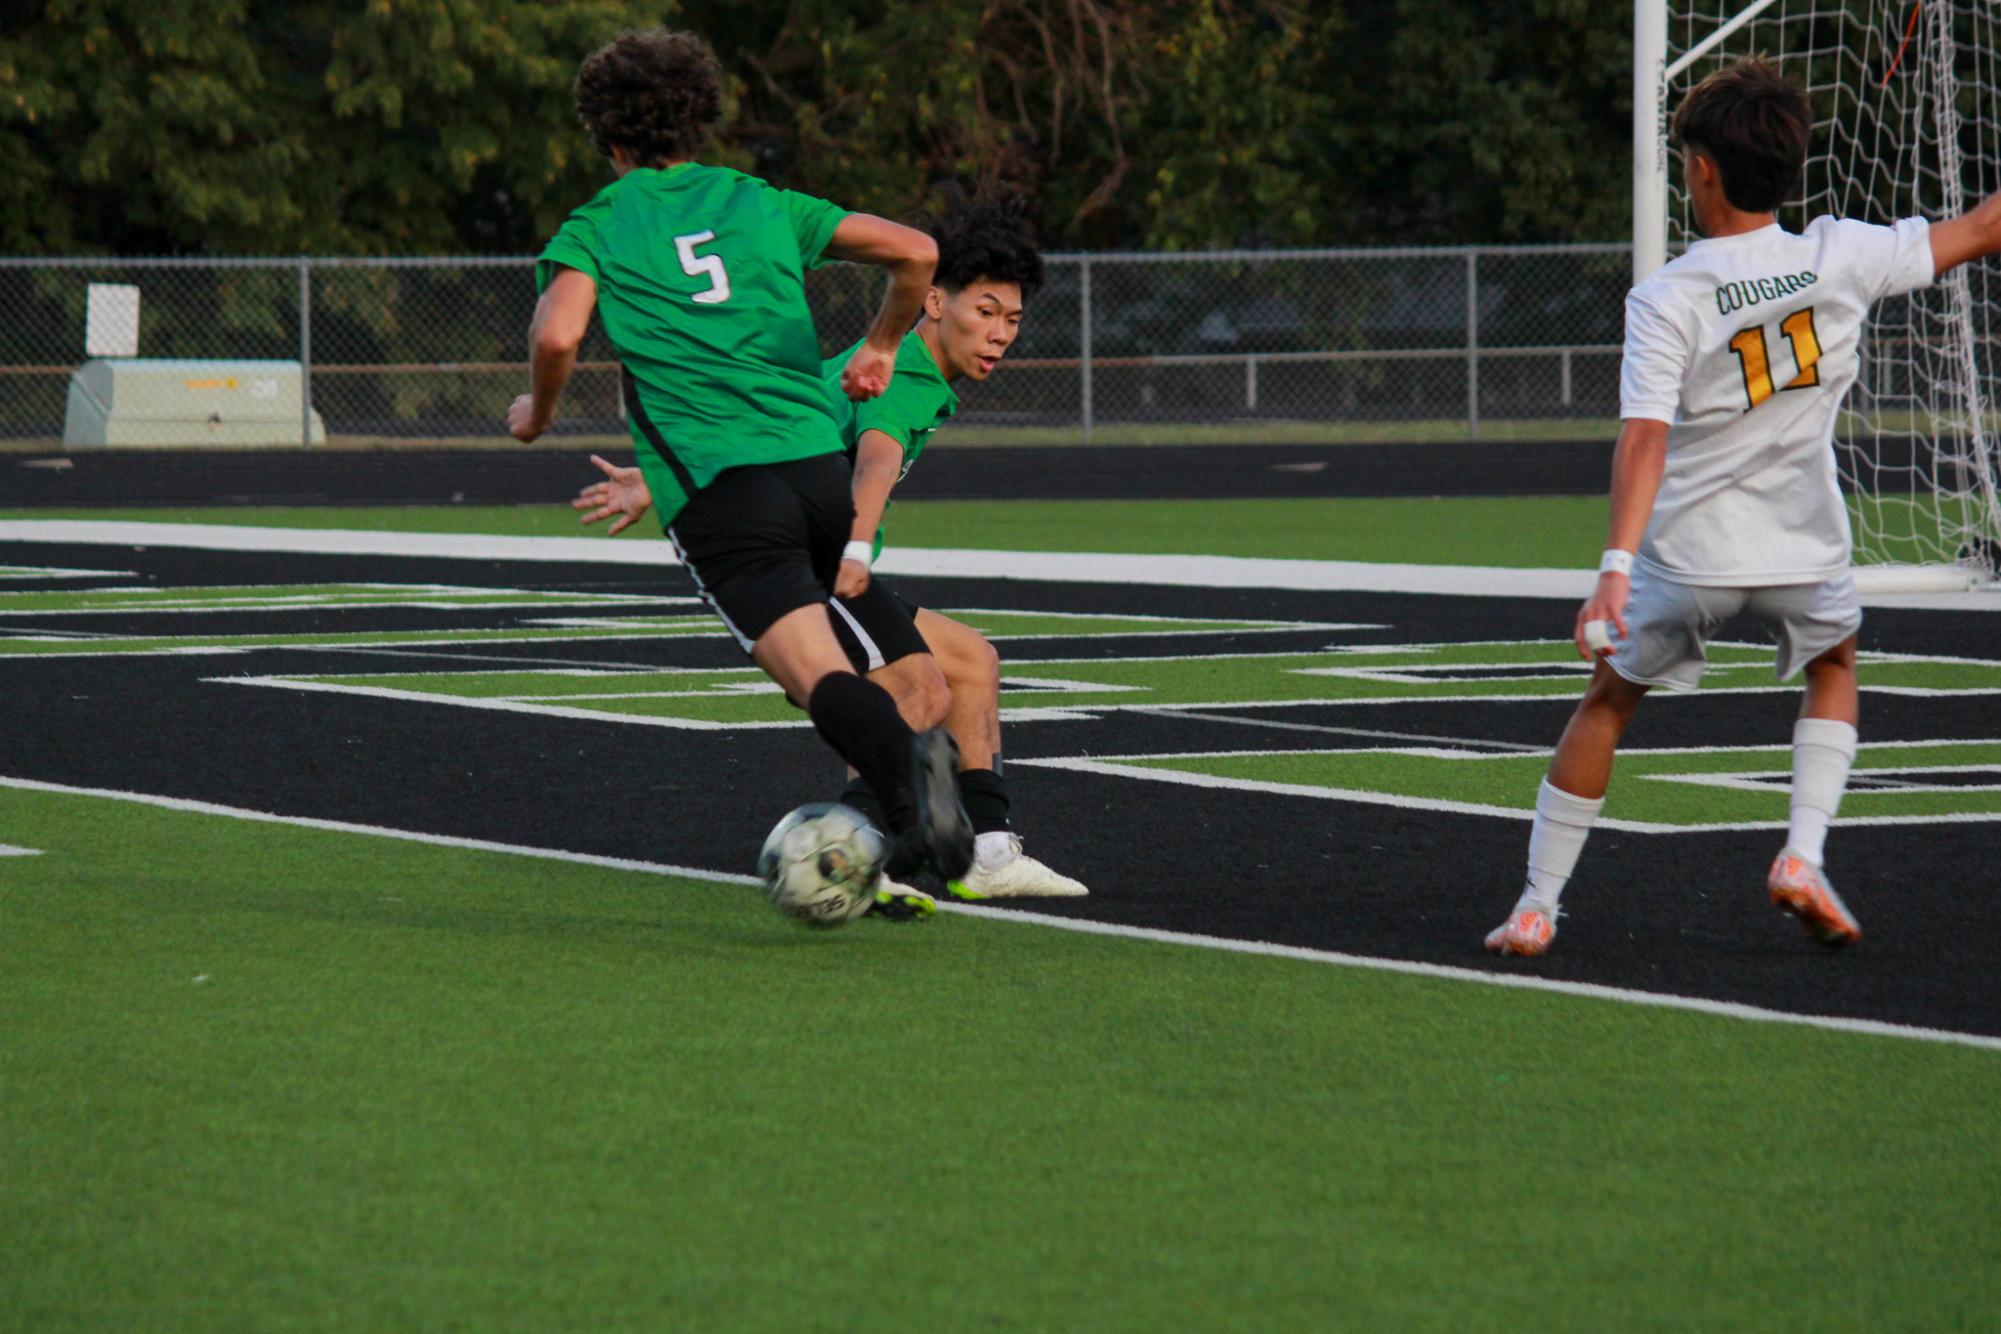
[
  {"x1": 1670, "y1": 57, "x2": 1811, "y2": 214},
  {"x1": 920, "y1": 189, "x2": 1044, "y2": 299},
  {"x1": 574, "y1": 29, "x2": 723, "y2": 166}
]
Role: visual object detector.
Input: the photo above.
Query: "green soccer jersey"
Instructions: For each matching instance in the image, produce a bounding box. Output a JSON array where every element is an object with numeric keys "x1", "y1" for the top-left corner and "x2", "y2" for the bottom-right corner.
[
  {"x1": 537, "y1": 163, "x2": 850, "y2": 527},
  {"x1": 821, "y1": 332, "x2": 959, "y2": 558}
]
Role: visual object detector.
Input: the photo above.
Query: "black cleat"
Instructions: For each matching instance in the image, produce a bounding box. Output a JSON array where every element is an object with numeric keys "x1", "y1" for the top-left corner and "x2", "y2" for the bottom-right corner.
[
  {"x1": 882, "y1": 827, "x2": 926, "y2": 880},
  {"x1": 911, "y1": 728, "x2": 975, "y2": 881}
]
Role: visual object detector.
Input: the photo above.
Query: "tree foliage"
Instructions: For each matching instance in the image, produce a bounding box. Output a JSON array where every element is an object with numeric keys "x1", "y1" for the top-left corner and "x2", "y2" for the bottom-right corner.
[
  {"x1": 0, "y1": 0, "x2": 633, "y2": 254},
  {"x1": 0, "y1": 1, "x2": 1632, "y2": 255}
]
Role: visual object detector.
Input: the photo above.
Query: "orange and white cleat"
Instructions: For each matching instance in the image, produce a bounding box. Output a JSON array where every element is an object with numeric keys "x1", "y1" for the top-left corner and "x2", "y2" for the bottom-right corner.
[
  {"x1": 1767, "y1": 850, "x2": 1861, "y2": 947},
  {"x1": 1484, "y1": 908, "x2": 1555, "y2": 957}
]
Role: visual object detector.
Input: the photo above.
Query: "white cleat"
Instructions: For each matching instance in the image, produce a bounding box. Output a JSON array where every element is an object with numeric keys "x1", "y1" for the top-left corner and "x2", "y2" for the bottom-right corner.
[
  {"x1": 951, "y1": 834, "x2": 1089, "y2": 898},
  {"x1": 1767, "y1": 849, "x2": 1861, "y2": 947},
  {"x1": 1484, "y1": 908, "x2": 1555, "y2": 957}
]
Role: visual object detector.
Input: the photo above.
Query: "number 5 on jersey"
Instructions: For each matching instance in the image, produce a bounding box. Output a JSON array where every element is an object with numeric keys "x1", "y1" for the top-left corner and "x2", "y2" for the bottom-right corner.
[
  {"x1": 1728, "y1": 307, "x2": 1821, "y2": 410},
  {"x1": 675, "y1": 230, "x2": 731, "y2": 305}
]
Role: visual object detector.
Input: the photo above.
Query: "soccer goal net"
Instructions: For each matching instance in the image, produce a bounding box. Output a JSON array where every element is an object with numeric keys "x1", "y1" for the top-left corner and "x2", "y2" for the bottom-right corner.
[{"x1": 1636, "y1": 1, "x2": 2001, "y2": 586}]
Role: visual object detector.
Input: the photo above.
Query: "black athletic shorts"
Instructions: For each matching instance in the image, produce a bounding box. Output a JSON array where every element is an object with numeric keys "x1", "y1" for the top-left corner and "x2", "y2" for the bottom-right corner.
[
  {"x1": 829, "y1": 580, "x2": 929, "y2": 672},
  {"x1": 666, "y1": 454, "x2": 855, "y2": 652}
]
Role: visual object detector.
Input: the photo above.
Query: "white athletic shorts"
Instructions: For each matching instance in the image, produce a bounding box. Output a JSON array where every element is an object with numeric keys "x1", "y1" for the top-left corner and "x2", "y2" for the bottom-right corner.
[{"x1": 1605, "y1": 565, "x2": 1862, "y2": 691}]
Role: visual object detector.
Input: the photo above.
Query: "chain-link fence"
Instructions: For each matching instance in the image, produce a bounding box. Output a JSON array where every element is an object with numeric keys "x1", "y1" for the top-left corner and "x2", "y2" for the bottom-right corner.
[{"x1": 0, "y1": 245, "x2": 1634, "y2": 449}]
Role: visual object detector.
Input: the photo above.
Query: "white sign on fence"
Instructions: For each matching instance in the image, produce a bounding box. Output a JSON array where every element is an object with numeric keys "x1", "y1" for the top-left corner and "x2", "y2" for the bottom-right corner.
[{"x1": 85, "y1": 283, "x2": 140, "y2": 358}]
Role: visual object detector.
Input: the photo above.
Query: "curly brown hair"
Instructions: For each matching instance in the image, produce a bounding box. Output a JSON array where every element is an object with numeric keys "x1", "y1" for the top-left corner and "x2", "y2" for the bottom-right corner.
[{"x1": 574, "y1": 28, "x2": 723, "y2": 166}]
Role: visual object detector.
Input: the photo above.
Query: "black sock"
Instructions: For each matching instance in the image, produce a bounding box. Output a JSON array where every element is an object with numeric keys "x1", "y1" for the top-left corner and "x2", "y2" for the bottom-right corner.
[
  {"x1": 957, "y1": 766, "x2": 1011, "y2": 836},
  {"x1": 838, "y1": 774, "x2": 885, "y2": 828},
  {"x1": 807, "y1": 674, "x2": 915, "y2": 828}
]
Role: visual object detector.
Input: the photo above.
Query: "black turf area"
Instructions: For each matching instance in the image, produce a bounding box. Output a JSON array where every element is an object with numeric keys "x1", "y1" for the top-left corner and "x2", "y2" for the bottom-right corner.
[{"x1": 3, "y1": 539, "x2": 1998, "y2": 1038}]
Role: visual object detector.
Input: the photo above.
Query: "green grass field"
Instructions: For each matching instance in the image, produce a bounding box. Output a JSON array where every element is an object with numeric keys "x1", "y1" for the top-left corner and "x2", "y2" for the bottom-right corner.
[
  {"x1": 6, "y1": 784, "x2": 1998, "y2": 1329},
  {"x1": 6, "y1": 494, "x2": 1999, "y2": 1327},
  {"x1": 3, "y1": 496, "x2": 1613, "y2": 567},
  {"x1": 8, "y1": 490, "x2": 1977, "y2": 568}
]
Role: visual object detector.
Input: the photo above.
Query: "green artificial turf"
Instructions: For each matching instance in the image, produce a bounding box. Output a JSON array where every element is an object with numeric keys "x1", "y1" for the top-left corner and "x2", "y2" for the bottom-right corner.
[
  {"x1": 1, "y1": 496, "x2": 1614, "y2": 567},
  {"x1": 3, "y1": 785, "x2": 1998, "y2": 1330},
  {"x1": 253, "y1": 641, "x2": 2001, "y2": 730},
  {"x1": 10, "y1": 491, "x2": 1969, "y2": 569},
  {"x1": 1128, "y1": 739, "x2": 2001, "y2": 828}
]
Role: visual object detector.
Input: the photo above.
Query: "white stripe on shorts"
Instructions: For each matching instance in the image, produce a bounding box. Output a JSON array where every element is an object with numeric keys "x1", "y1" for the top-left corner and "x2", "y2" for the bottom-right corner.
[
  {"x1": 666, "y1": 526, "x2": 753, "y2": 652},
  {"x1": 828, "y1": 595, "x2": 885, "y2": 671}
]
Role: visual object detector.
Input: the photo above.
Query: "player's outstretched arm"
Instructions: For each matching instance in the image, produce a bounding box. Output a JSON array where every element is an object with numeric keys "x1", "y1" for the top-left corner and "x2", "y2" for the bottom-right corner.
[
  {"x1": 822, "y1": 215, "x2": 938, "y2": 401},
  {"x1": 1928, "y1": 191, "x2": 2001, "y2": 277},
  {"x1": 835, "y1": 430, "x2": 904, "y2": 598},
  {"x1": 508, "y1": 266, "x2": 598, "y2": 442},
  {"x1": 1576, "y1": 417, "x2": 1669, "y2": 660}
]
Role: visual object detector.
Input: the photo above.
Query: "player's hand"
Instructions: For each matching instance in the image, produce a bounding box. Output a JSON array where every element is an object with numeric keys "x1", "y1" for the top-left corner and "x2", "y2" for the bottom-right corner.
[
  {"x1": 840, "y1": 343, "x2": 896, "y2": 401},
  {"x1": 507, "y1": 394, "x2": 551, "y2": 443},
  {"x1": 833, "y1": 558, "x2": 871, "y2": 599},
  {"x1": 572, "y1": 454, "x2": 652, "y2": 536},
  {"x1": 1574, "y1": 572, "x2": 1631, "y2": 660}
]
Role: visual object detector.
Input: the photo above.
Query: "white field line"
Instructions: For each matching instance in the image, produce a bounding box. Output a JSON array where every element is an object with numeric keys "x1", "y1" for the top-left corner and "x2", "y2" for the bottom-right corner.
[
  {"x1": 936, "y1": 902, "x2": 2001, "y2": 1053},
  {"x1": 0, "y1": 775, "x2": 760, "y2": 886},
  {"x1": 4, "y1": 520, "x2": 1995, "y2": 609},
  {"x1": 1, "y1": 596, "x2": 695, "y2": 616},
  {"x1": 309, "y1": 645, "x2": 713, "y2": 672},
  {"x1": 3, "y1": 772, "x2": 1995, "y2": 1055},
  {"x1": 0, "y1": 626, "x2": 722, "y2": 661},
  {"x1": 1009, "y1": 753, "x2": 2001, "y2": 831},
  {"x1": 209, "y1": 662, "x2": 2001, "y2": 732},
  {"x1": 0, "y1": 566, "x2": 135, "y2": 580},
  {"x1": 527, "y1": 610, "x2": 1382, "y2": 640},
  {"x1": 946, "y1": 606, "x2": 1367, "y2": 629},
  {"x1": 211, "y1": 674, "x2": 1098, "y2": 729},
  {"x1": 971, "y1": 686, "x2": 2001, "y2": 713},
  {"x1": 212, "y1": 678, "x2": 767, "y2": 731},
  {"x1": 0, "y1": 843, "x2": 43, "y2": 856},
  {"x1": 1099, "y1": 735, "x2": 2001, "y2": 762},
  {"x1": 1009, "y1": 755, "x2": 1690, "y2": 832},
  {"x1": 1649, "y1": 764, "x2": 2001, "y2": 796},
  {"x1": 1123, "y1": 706, "x2": 1548, "y2": 752}
]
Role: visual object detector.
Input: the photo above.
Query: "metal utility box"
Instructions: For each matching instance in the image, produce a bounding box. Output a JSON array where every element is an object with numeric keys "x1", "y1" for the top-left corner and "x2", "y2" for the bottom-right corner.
[{"x1": 64, "y1": 359, "x2": 326, "y2": 446}]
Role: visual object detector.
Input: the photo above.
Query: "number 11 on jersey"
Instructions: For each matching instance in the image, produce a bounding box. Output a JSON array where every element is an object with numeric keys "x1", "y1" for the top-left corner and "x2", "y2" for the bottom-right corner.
[
  {"x1": 674, "y1": 230, "x2": 731, "y2": 305},
  {"x1": 1728, "y1": 306, "x2": 1822, "y2": 410}
]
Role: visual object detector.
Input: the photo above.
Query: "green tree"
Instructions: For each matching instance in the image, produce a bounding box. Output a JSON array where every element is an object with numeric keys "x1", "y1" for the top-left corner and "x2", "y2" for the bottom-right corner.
[
  {"x1": 0, "y1": 0, "x2": 633, "y2": 254},
  {"x1": 0, "y1": 1, "x2": 1637, "y2": 255},
  {"x1": 1341, "y1": 0, "x2": 1632, "y2": 243}
]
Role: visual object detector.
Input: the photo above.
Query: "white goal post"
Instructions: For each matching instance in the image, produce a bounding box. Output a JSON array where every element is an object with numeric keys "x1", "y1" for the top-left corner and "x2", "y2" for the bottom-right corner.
[{"x1": 1634, "y1": 0, "x2": 2001, "y2": 590}]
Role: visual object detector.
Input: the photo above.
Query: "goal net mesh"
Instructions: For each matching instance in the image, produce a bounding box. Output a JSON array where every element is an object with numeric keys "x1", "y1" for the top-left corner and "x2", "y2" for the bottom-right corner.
[{"x1": 1667, "y1": 1, "x2": 2001, "y2": 574}]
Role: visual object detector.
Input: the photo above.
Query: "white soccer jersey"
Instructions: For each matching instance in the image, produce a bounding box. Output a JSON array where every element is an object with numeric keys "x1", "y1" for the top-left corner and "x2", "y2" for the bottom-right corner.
[{"x1": 1619, "y1": 216, "x2": 1935, "y2": 585}]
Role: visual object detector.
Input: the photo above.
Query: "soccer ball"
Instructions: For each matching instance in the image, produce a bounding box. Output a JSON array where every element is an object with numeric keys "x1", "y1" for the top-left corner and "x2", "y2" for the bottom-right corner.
[{"x1": 757, "y1": 802, "x2": 885, "y2": 928}]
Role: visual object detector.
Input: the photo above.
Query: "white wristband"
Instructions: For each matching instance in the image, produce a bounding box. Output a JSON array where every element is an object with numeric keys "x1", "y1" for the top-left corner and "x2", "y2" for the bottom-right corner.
[
  {"x1": 842, "y1": 540, "x2": 874, "y2": 568},
  {"x1": 1598, "y1": 549, "x2": 1635, "y2": 576}
]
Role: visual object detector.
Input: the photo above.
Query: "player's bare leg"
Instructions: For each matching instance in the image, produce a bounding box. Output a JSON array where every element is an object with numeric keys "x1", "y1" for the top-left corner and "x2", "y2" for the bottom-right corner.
[
  {"x1": 1769, "y1": 634, "x2": 1863, "y2": 945},
  {"x1": 1546, "y1": 661, "x2": 1652, "y2": 799},
  {"x1": 866, "y1": 652, "x2": 952, "y2": 733},
  {"x1": 914, "y1": 609, "x2": 1001, "y2": 770},
  {"x1": 1799, "y1": 633, "x2": 1859, "y2": 727},
  {"x1": 915, "y1": 608, "x2": 1086, "y2": 898},
  {"x1": 1487, "y1": 662, "x2": 1649, "y2": 955},
  {"x1": 754, "y1": 605, "x2": 972, "y2": 879}
]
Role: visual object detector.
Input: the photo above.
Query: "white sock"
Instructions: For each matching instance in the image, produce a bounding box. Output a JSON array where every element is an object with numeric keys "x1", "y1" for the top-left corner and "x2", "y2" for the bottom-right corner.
[
  {"x1": 974, "y1": 830, "x2": 1018, "y2": 872},
  {"x1": 1788, "y1": 718, "x2": 1858, "y2": 867},
  {"x1": 1518, "y1": 779, "x2": 1605, "y2": 917}
]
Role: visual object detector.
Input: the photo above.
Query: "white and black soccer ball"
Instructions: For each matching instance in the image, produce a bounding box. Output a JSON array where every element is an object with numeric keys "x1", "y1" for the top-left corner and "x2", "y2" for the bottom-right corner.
[{"x1": 757, "y1": 802, "x2": 886, "y2": 928}]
